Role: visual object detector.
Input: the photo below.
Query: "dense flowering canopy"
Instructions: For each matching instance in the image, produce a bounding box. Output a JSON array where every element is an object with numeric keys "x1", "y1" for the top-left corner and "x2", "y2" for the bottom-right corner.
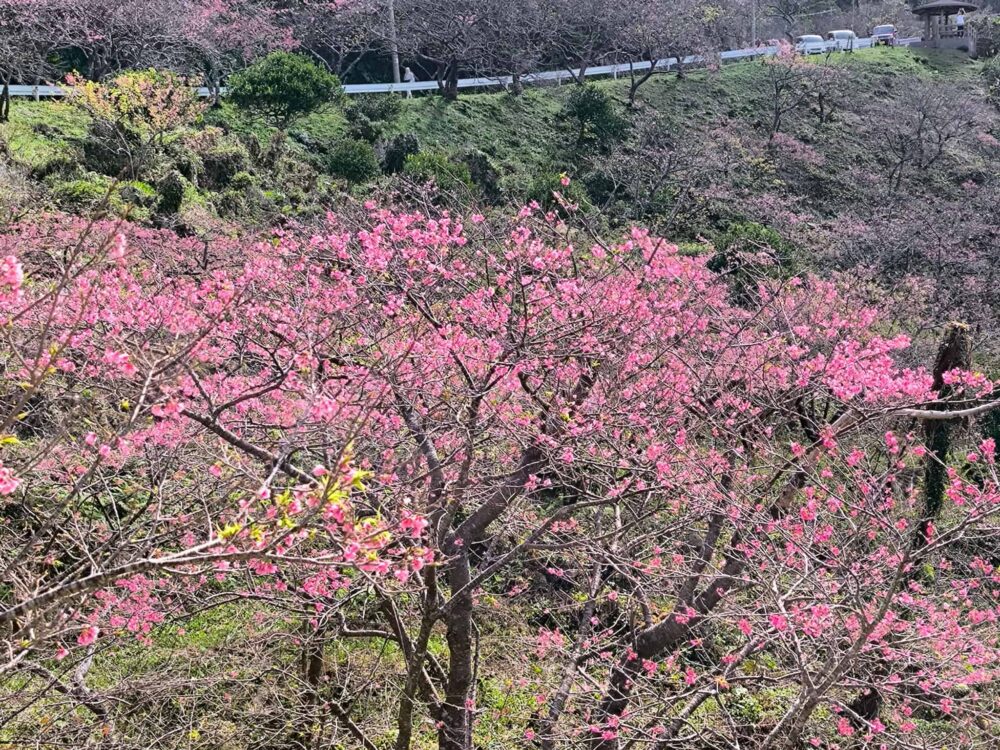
[{"x1": 2, "y1": 208, "x2": 1000, "y2": 748}]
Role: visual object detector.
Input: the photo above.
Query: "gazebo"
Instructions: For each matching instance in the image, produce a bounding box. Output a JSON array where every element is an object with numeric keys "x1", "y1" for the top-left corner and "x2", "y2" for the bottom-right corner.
[{"x1": 913, "y1": 0, "x2": 978, "y2": 53}]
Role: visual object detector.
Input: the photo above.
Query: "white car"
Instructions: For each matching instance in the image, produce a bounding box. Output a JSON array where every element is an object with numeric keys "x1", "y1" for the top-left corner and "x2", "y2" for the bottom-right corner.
[
  {"x1": 795, "y1": 34, "x2": 828, "y2": 54},
  {"x1": 826, "y1": 29, "x2": 858, "y2": 51}
]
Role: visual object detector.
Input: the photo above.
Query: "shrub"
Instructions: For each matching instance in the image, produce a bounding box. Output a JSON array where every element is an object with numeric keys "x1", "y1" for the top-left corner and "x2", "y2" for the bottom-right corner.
[
  {"x1": 70, "y1": 69, "x2": 204, "y2": 178},
  {"x1": 82, "y1": 119, "x2": 139, "y2": 177},
  {"x1": 201, "y1": 142, "x2": 251, "y2": 189},
  {"x1": 216, "y1": 183, "x2": 273, "y2": 221},
  {"x1": 156, "y1": 170, "x2": 186, "y2": 215},
  {"x1": 972, "y1": 17, "x2": 1000, "y2": 58},
  {"x1": 68, "y1": 69, "x2": 204, "y2": 145},
  {"x1": 461, "y1": 150, "x2": 501, "y2": 202},
  {"x1": 118, "y1": 181, "x2": 157, "y2": 208},
  {"x1": 707, "y1": 221, "x2": 796, "y2": 306},
  {"x1": 29, "y1": 153, "x2": 75, "y2": 181},
  {"x1": 563, "y1": 85, "x2": 627, "y2": 148},
  {"x1": 345, "y1": 94, "x2": 402, "y2": 143},
  {"x1": 169, "y1": 147, "x2": 203, "y2": 184},
  {"x1": 273, "y1": 155, "x2": 320, "y2": 195},
  {"x1": 728, "y1": 687, "x2": 764, "y2": 727},
  {"x1": 380, "y1": 133, "x2": 420, "y2": 174},
  {"x1": 227, "y1": 52, "x2": 343, "y2": 129},
  {"x1": 985, "y1": 56, "x2": 1000, "y2": 106},
  {"x1": 326, "y1": 139, "x2": 380, "y2": 183},
  {"x1": 403, "y1": 150, "x2": 474, "y2": 194},
  {"x1": 52, "y1": 177, "x2": 110, "y2": 209},
  {"x1": 229, "y1": 171, "x2": 257, "y2": 191},
  {"x1": 526, "y1": 172, "x2": 590, "y2": 216}
]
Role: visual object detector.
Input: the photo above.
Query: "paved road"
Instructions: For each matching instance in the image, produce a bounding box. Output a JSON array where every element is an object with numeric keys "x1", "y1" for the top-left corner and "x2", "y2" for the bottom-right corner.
[{"x1": 6, "y1": 36, "x2": 922, "y2": 99}]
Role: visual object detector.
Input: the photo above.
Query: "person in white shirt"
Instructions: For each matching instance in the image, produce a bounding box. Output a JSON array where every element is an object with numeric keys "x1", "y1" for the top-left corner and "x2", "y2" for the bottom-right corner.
[
  {"x1": 402, "y1": 66, "x2": 416, "y2": 98},
  {"x1": 956, "y1": 9, "x2": 966, "y2": 36}
]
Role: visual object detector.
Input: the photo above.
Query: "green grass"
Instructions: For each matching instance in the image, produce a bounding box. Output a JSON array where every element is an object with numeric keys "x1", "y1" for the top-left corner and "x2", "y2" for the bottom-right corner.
[
  {"x1": 0, "y1": 100, "x2": 87, "y2": 172},
  {"x1": 393, "y1": 87, "x2": 565, "y2": 176},
  {"x1": 0, "y1": 47, "x2": 988, "y2": 233}
]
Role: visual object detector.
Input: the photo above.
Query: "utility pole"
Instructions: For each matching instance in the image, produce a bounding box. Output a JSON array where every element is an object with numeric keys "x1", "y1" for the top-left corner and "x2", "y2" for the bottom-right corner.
[{"x1": 388, "y1": 0, "x2": 402, "y2": 84}]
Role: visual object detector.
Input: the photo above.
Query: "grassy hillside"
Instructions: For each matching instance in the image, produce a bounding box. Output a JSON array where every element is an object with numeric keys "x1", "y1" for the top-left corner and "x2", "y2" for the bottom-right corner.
[
  {"x1": 0, "y1": 46, "x2": 995, "y2": 325},
  {"x1": 0, "y1": 48, "x2": 985, "y2": 218}
]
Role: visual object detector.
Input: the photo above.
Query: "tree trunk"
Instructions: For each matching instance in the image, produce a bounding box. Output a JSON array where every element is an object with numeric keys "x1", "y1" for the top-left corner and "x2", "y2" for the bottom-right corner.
[
  {"x1": 628, "y1": 57, "x2": 658, "y2": 107},
  {"x1": 914, "y1": 322, "x2": 971, "y2": 552},
  {"x1": 395, "y1": 568, "x2": 439, "y2": 750},
  {"x1": 438, "y1": 553, "x2": 474, "y2": 750},
  {"x1": 291, "y1": 622, "x2": 326, "y2": 749},
  {"x1": 444, "y1": 59, "x2": 459, "y2": 101},
  {"x1": 0, "y1": 80, "x2": 10, "y2": 124}
]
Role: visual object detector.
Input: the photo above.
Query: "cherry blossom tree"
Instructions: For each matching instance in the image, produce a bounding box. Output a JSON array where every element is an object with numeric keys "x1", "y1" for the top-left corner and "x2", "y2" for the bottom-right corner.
[
  {"x1": 286, "y1": 0, "x2": 389, "y2": 80},
  {"x1": 4, "y1": 199, "x2": 1000, "y2": 750},
  {"x1": 0, "y1": 0, "x2": 78, "y2": 121},
  {"x1": 71, "y1": 0, "x2": 194, "y2": 79},
  {"x1": 395, "y1": 0, "x2": 483, "y2": 99},
  {"x1": 614, "y1": 0, "x2": 720, "y2": 105},
  {"x1": 180, "y1": 0, "x2": 296, "y2": 105}
]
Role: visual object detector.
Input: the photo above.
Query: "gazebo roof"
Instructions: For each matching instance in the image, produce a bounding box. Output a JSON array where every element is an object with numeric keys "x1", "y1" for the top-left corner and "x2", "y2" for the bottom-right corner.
[{"x1": 913, "y1": 0, "x2": 978, "y2": 15}]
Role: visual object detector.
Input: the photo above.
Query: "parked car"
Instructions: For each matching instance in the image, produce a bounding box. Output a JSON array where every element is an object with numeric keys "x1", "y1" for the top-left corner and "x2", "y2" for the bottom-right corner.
[
  {"x1": 795, "y1": 34, "x2": 827, "y2": 54},
  {"x1": 871, "y1": 24, "x2": 897, "y2": 45},
  {"x1": 826, "y1": 29, "x2": 858, "y2": 51}
]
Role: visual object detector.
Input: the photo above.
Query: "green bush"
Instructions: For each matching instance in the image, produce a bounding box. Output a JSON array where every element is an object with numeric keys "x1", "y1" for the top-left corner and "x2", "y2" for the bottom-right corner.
[
  {"x1": 526, "y1": 172, "x2": 590, "y2": 216},
  {"x1": 29, "y1": 153, "x2": 75, "y2": 180},
  {"x1": 403, "y1": 150, "x2": 474, "y2": 194},
  {"x1": 461, "y1": 150, "x2": 501, "y2": 202},
  {"x1": 169, "y1": 147, "x2": 203, "y2": 184},
  {"x1": 274, "y1": 154, "x2": 320, "y2": 194},
  {"x1": 345, "y1": 94, "x2": 402, "y2": 143},
  {"x1": 229, "y1": 171, "x2": 257, "y2": 191},
  {"x1": 984, "y1": 56, "x2": 1000, "y2": 105},
  {"x1": 326, "y1": 139, "x2": 380, "y2": 183},
  {"x1": 217, "y1": 184, "x2": 272, "y2": 221},
  {"x1": 74, "y1": 69, "x2": 204, "y2": 179},
  {"x1": 118, "y1": 180, "x2": 156, "y2": 208},
  {"x1": 83, "y1": 119, "x2": 139, "y2": 177},
  {"x1": 972, "y1": 18, "x2": 1000, "y2": 58},
  {"x1": 380, "y1": 133, "x2": 419, "y2": 174},
  {"x1": 200, "y1": 142, "x2": 251, "y2": 189},
  {"x1": 707, "y1": 222, "x2": 796, "y2": 306},
  {"x1": 228, "y1": 52, "x2": 343, "y2": 129},
  {"x1": 727, "y1": 687, "x2": 764, "y2": 727},
  {"x1": 563, "y1": 85, "x2": 627, "y2": 148},
  {"x1": 156, "y1": 170, "x2": 186, "y2": 215},
  {"x1": 52, "y1": 178, "x2": 109, "y2": 209}
]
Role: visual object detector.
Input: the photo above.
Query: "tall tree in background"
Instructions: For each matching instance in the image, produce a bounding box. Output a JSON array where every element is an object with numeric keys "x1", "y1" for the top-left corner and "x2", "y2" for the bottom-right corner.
[
  {"x1": 544, "y1": 0, "x2": 622, "y2": 81},
  {"x1": 180, "y1": 0, "x2": 296, "y2": 105},
  {"x1": 285, "y1": 0, "x2": 389, "y2": 79},
  {"x1": 72, "y1": 0, "x2": 192, "y2": 78},
  {"x1": 469, "y1": 0, "x2": 552, "y2": 94},
  {"x1": 0, "y1": 0, "x2": 76, "y2": 121},
  {"x1": 396, "y1": 0, "x2": 480, "y2": 98}
]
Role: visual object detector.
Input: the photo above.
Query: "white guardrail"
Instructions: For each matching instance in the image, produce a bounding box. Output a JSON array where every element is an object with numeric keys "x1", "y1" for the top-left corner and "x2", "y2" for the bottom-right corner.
[{"x1": 6, "y1": 36, "x2": 921, "y2": 99}]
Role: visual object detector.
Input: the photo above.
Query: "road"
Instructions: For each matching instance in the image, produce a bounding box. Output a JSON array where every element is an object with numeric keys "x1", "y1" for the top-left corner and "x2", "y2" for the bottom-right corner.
[{"x1": 6, "y1": 36, "x2": 922, "y2": 99}]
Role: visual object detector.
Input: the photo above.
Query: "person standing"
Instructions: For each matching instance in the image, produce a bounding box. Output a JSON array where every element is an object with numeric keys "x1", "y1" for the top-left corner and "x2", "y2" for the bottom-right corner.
[
  {"x1": 956, "y1": 8, "x2": 966, "y2": 36},
  {"x1": 402, "y1": 66, "x2": 416, "y2": 98}
]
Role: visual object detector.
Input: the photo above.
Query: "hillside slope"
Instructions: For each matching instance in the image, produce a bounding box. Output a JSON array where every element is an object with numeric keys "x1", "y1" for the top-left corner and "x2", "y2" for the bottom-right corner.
[{"x1": 0, "y1": 47, "x2": 996, "y2": 329}]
